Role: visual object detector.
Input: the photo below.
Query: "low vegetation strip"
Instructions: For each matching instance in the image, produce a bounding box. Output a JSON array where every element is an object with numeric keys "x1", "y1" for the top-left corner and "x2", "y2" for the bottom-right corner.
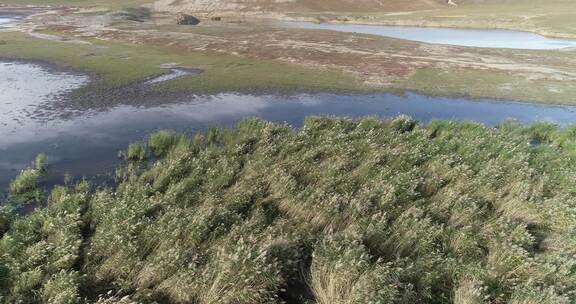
[{"x1": 2, "y1": 116, "x2": 576, "y2": 303}]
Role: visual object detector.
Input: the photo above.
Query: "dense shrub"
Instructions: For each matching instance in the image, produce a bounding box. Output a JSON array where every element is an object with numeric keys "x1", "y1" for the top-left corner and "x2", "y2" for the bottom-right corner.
[
  {"x1": 3, "y1": 117, "x2": 576, "y2": 303},
  {"x1": 0, "y1": 183, "x2": 89, "y2": 302}
]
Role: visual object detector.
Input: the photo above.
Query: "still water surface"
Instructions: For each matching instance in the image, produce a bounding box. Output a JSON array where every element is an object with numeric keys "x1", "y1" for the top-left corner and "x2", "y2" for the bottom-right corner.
[{"x1": 279, "y1": 21, "x2": 576, "y2": 50}]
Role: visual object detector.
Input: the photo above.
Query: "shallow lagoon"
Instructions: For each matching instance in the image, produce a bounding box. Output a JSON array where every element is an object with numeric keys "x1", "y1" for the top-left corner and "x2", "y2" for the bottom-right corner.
[{"x1": 279, "y1": 21, "x2": 576, "y2": 50}]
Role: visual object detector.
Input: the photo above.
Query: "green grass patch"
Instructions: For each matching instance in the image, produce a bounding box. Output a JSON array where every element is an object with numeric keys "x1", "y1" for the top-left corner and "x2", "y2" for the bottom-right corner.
[
  {"x1": 7, "y1": 154, "x2": 48, "y2": 205},
  {"x1": 9, "y1": 169, "x2": 42, "y2": 205},
  {"x1": 148, "y1": 130, "x2": 189, "y2": 157},
  {"x1": 0, "y1": 31, "x2": 362, "y2": 93},
  {"x1": 401, "y1": 67, "x2": 576, "y2": 104},
  {"x1": 125, "y1": 142, "x2": 147, "y2": 161}
]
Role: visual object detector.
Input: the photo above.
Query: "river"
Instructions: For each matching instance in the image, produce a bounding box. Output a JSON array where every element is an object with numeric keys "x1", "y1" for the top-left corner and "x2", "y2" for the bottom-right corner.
[{"x1": 2, "y1": 60, "x2": 576, "y2": 190}]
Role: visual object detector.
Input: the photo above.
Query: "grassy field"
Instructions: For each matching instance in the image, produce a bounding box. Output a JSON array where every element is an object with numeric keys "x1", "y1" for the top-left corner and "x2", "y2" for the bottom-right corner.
[
  {"x1": 4, "y1": 1, "x2": 576, "y2": 105},
  {"x1": 0, "y1": 31, "x2": 362, "y2": 94},
  {"x1": 293, "y1": 0, "x2": 576, "y2": 38},
  {"x1": 2, "y1": 117, "x2": 576, "y2": 303},
  {"x1": 4, "y1": 28, "x2": 576, "y2": 108},
  {"x1": 400, "y1": 67, "x2": 576, "y2": 104}
]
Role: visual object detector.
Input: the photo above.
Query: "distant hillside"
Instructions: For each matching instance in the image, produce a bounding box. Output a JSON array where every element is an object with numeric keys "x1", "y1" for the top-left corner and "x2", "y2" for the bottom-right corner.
[
  {"x1": 151, "y1": 0, "x2": 573, "y2": 16},
  {"x1": 151, "y1": 0, "x2": 448, "y2": 14}
]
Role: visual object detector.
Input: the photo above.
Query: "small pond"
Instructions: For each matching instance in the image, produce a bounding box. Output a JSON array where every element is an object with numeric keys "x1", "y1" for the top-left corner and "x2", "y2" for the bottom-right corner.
[{"x1": 279, "y1": 21, "x2": 576, "y2": 50}]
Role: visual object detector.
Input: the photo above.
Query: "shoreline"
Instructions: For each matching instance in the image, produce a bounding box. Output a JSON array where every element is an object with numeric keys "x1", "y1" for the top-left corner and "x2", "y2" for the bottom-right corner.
[
  {"x1": 3, "y1": 55, "x2": 576, "y2": 117},
  {"x1": 3, "y1": 56, "x2": 576, "y2": 127}
]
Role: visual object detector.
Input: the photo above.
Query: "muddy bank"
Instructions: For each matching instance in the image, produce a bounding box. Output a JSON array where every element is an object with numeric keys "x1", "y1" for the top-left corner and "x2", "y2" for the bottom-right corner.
[
  {"x1": 0, "y1": 58, "x2": 210, "y2": 121},
  {"x1": 0, "y1": 59, "x2": 88, "y2": 131}
]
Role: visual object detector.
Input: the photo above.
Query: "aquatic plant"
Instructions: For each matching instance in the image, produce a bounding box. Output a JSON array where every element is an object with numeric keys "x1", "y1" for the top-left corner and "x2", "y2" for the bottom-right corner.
[
  {"x1": 35, "y1": 153, "x2": 47, "y2": 173},
  {"x1": 148, "y1": 130, "x2": 189, "y2": 157},
  {"x1": 8, "y1": 169, "x2": 42, "y2": 204},
  {"x1": 8, "y1": 154, "x2": 48, "y2": 205},
  {"x1": 0, "y1": 206, "x2": 12, "y2": 237},
  {"x1": 125, "y1": 143, "x2": 146, "y2": 161},
  {"x1": 3, "y1": 117, "x2": 576, "y2": 303}
]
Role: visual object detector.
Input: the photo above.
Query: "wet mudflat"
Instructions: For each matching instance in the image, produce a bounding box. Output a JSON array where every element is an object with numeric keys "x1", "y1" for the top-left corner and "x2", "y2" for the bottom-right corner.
[
  {"x1": 0, "y1": 61, "x2": 88, "y2": 132},
  {"x1": 2, "y1": 60, "x2": 576, "y2": 190}
]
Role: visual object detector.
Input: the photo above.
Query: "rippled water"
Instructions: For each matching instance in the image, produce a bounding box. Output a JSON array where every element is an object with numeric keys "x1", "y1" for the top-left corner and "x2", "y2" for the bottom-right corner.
[
  {"x1": 279, "y1": 21, "x2": 576, "y2": 50},
  {"x1": 0, "y1": 62, "x2": 89, "y2": 137},
  {"x1": 2, "y1": 61, "x2": 576, "y2": 189}
]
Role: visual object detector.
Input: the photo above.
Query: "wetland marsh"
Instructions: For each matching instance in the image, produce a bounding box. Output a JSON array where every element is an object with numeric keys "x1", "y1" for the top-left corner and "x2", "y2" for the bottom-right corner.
[
  {"x1": 3, "y1": 6, "x2": 576, "y2": 191},
  {"x1": 3, "y1": 1, "x2": 576, "y2": 303},
  {"x1": 2, "y1": 58, "x2": 576, "y2": 191}
]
